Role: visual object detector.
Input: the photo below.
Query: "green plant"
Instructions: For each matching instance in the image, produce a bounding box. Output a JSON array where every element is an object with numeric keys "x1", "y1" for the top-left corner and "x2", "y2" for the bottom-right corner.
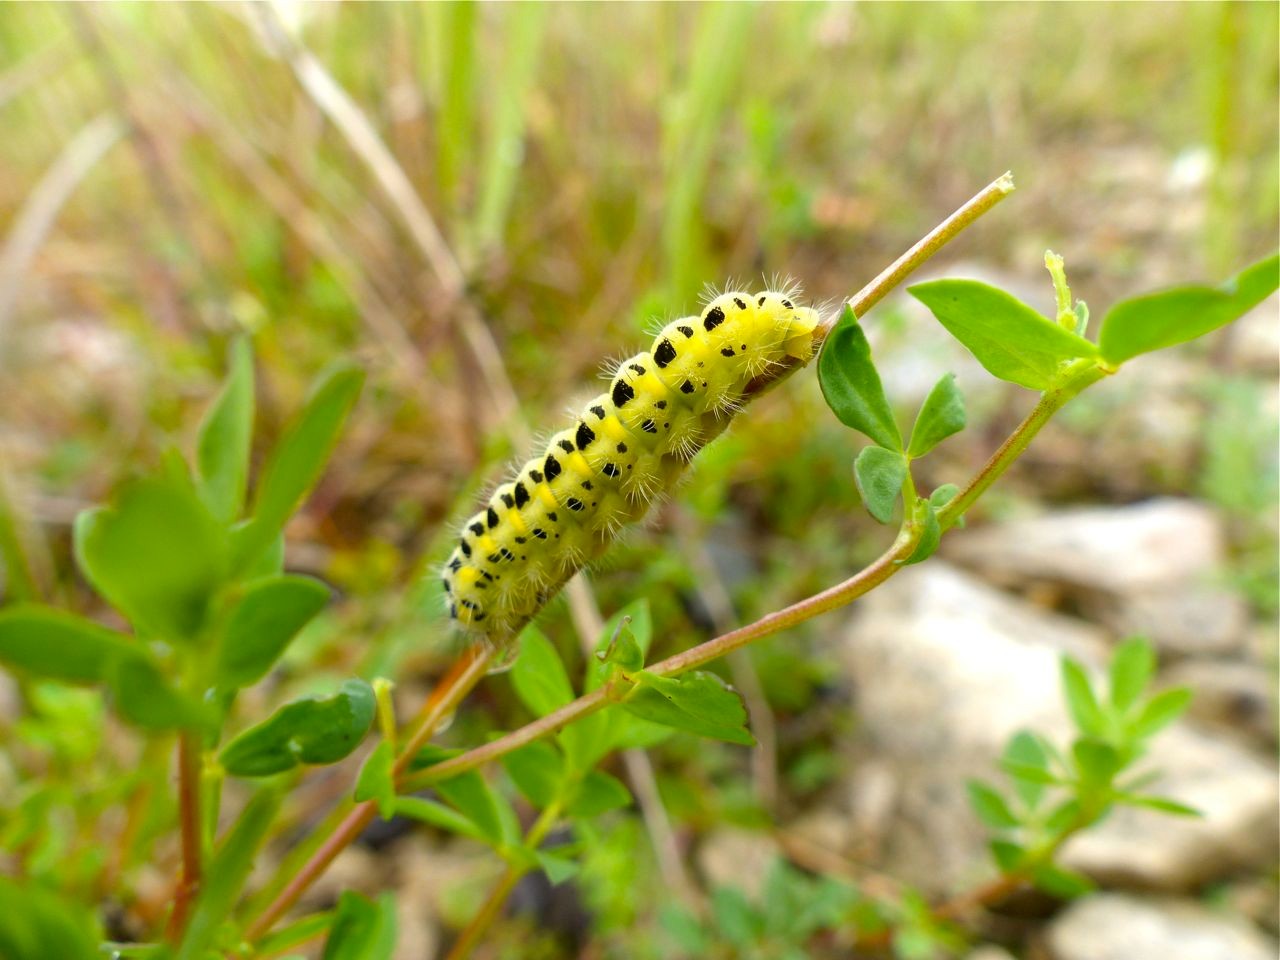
[{"x1": 0, "y1": 169, "x2": 1274, "y2": 959}]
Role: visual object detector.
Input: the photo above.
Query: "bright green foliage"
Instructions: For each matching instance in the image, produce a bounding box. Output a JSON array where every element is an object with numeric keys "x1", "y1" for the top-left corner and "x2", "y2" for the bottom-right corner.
[
  {"x1": 322, "y1": 891, "x2": 397, "y2": 960},
  {"x1": 903, "y1": 500, "x2": 941, "y2": 565},
  {"x1": 501, "y1": 740, "x2": 564, "y2": 809},
  {"x1": 1099, "y1": 253, "x2": 1279, "y2": 363},
  {"x1": 354, "y1": 742, "x2": 397, "y2": 818},
  {"x1": 623, "y1": 671, "x2": 755, "y2": 745},
  {"x1": 196, "y1": 338, "x2": 255, "y2": 524},
  {"x1": 74, "y1": 477, "x2": 229, "y2": 642},
  {"x1": 818, "y1": 306, "x2": 903, "y2": 450},
  {"x1": 214, "y1": 575, "x2": 331, "y2": 690},
  {"x1": 108, "y1": 655, "x2": 209, "y2": 731},
  {"x1": 907, "y1": 373, "x2": 967, "y2": 458},
  {"x1": 0, "y1": 605, "x2": 136, "y2": 685},
  {"x1": 854, "y1": 446, "x2": 907, "y2": 523},
  {"x1": 0, "y1": 879, "x2": 98, "y2": 960},
  {"x1": 908, "y1": 279, "x2": 1098, "y2": 389},
  {"x1": 510, "y1": 625, "x2": 575, "y2": 717},
  {"x1": 973, "y1": 638, "x2": 1196, "y2": 899},
  {"x1": 219, "y1": 680, "x2": 376, "y2": 776},
  {"x1": 232, "y1": 364, "x2": 364, "y2": 571},
  {"x1": 434, "y1": 769, "x2": 520, "y2": 848}
]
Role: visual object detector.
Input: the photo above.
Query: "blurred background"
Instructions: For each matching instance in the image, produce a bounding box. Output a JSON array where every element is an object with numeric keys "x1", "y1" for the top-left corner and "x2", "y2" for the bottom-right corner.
[{"x1": 0, "y1": 3, "x2": 1276, "y2": 958}]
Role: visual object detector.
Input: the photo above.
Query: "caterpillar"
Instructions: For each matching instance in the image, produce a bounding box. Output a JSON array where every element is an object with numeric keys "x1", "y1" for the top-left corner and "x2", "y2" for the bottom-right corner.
[{"x1": 441, "y1": 288, "x2": 821, "y2": 644}]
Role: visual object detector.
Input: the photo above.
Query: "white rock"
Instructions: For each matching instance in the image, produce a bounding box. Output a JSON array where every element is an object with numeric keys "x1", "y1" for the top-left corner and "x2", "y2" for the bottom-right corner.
[
  {"x1": 1047, "y1": 893, "x2": 1277, "y2": 960},
  {"x1": 838, "y1": 562, "x2": 1278, "y2": 893}
]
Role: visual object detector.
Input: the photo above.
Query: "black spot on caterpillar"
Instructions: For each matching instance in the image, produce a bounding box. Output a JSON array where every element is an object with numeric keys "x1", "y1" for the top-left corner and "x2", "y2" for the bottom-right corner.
[{"x1": 441, "y1": 288, "x2": 820, "y2": 641}]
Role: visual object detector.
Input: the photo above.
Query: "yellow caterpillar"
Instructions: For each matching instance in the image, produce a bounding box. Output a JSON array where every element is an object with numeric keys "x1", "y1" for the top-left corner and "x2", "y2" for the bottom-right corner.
[{"x1": 441, "y1": 289, "x2": 820, "y2": 643}]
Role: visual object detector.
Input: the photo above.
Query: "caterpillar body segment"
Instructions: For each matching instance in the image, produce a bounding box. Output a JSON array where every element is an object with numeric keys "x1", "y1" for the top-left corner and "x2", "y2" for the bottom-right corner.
[{"x1": 442, "y1": 288, "x2": 821, "y2": 642}]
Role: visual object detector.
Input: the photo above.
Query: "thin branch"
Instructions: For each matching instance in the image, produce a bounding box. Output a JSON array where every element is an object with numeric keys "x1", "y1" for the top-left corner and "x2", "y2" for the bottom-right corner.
[{"x1": 165, "y1": 731, "x2": 203, "y2": 942}]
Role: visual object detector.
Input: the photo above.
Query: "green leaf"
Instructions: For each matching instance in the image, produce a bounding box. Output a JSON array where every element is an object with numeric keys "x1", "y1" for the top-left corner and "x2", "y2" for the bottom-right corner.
[
  {"x1": 1060, "y1": 657, "x2": 1106, "y2": 738},
  {"x1": 909, "y1": 279, "x2": 1099, "y2": 390},
  {"x1": 0, "y1": 605, "x2": 136, "y2": 685},
  {"x1": 177, "y1": 789, "x2": 280, "y2": 960},
  {"x1": 1044, "y1": 798, "x2": 1082, "y2": 834},
  {"x1": 354, "y1": 742, "x2": 396, "y2": 819},
  {"x1": 1071, "y1": 739, "x2": 1122, "y2": 790},
  {"x1": 107, "y1": 654, "x2": 210, "y2": 730},
  {"x1": 434, "y1": 770, "x2": 508, "y2": 846},
  {"x1": 214, "y1": 575, "x2": 331, "y2": 690},
  {"x1": 907, "y1": 373, "x2": 966, "y2": 458},
  {"x1": 966, "y1": 780, "x2": 1020, "y2": 829},
  {"x1": 711, "y1": 886, "x2": 762, "y2": 947},
  {"x1": 74, "y1": 477, "x2": 228, "y2": 641},
  {"x1": 0, "y1": 878, "x2": 98, "y2": 960},
  {"x1": 586, "y1": 599, "x2": 652, "y2": 692},
  {"x1": 322, "y1": 891, "x2": 396, "y2": 960},
  {"x1": 1030, "y1": 862, "x2": 1095, "y2": 899},
  {"x1": 535, "y1": 851, "x2": 580, "y2": 885},
  {"x1": 219, "y1": 679, "x2": 375, "y2": 776},
  {"x1": 903, "y1": 500, "x2": 941, "y2": 565},
  {"x1": 817, "y1": 305, "x2": 902, "y2": 450},
  {"x1": 196, "y1": 338, "x2": 255, "y2": 524},
  {"x1": 501, "y1": 740, "x2": 565, "y2": 809},
  {"x1": 1128, "y1": 686, "x2": 1193, "y2": 739},
  {"x1": 854, "y1": 446, "x2": 907, "y2": 524},
  {"x1": 567, "y1": 770, "x2": 632, "y2": 817},
  {"x1": 1002, "y1": 731, "x2": 1050, "y2": 808},
  {"x1": 1120, "y1": 793, "x2": 1201, "y2": 818},
  {"x1": 1108, "y1": 637, "x2": 1155, "y2": 713},
  {"x1": 929, "y1": 484, "x2": 960, "y2": 508},
  {"x1": 1099, "y1": 253, "x2": 1279, "y2": 364},
  {"x1": 623, "y1": 671, "x2": 754, "y2": 745},
  {"x1": 510, "y1": 625, "x2": 574, "y2": 718},
  {"x1": 392, "y1": 797, "x2": 484, "y2": 841},
  {"x1": 597, "y1": 620, "x2": 644, "y2": 675},
  {"x1": 988, "y1": 839, "x2": 1025, "y2": 872},
  {"x1": 233, "y1": 364, "x2": 363, "y2": 571}
]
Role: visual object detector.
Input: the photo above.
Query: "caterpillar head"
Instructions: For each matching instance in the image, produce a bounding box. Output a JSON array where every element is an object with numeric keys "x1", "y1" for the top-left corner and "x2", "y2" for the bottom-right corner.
[{"x1": 755, "y1": 290, "x2": 820, "y2": 362}]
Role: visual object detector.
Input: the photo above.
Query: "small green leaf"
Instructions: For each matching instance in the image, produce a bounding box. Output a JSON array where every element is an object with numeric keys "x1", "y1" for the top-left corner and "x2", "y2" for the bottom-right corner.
[
  {"x1": 74, "y1": 478, "x2": 228, "y2": 641},
  {"x1": 907, "y1": 373, "x2": 966, "y2": 458},
  {"x1": 903, "y1": 500, "x2": 941, "y2": 565},
  {"x1": 354, "y1": 742, "x2": 396, "y2": 820},
  {"x1": 1128, "y1": 687, "x2": 1193, "y2": 739},
  {"x1": 1044, "y1": 798, "x2": 1082, "y2": 834},
  {"x1": 597, "y1": 620, "x2": 644, "y2": 675},
  {"x1": 1120, "y1": 793, "x2": 1201, "y2": 818},
  {"x1": 1031, "y1": 862, "x2": 1094, "y2": 899},
  {"x1": 196, "y1": 338, "x2": 255, "y2": 524},
  {"x1": 1099, "y1": 253, "x2": 1279, "y2": 363},
  {"x1": 929, "y1": 484, "x2": 960, "y2": 508},
  {"x1": 854, "y1": 446, "x2": 907, "y2": 524},
  {"x1": 510, "y1": 625, "x2": 575, "y2": 718},
  {"x1": 0, "y1": 605, "x2": 136, "y2": 685},
  {"x1": 623, "y1": 671, "x2": 754, "y2": 745},
  {"x1": 908, "y1": 279, "x2": 1099, "y2": 390},
  {"x1": 392, "y1": 796, "x2": 484, "y2": 841},
  {"x1": 535, "y1": 851, "x2": 580, "y2": 885},
  {"x1": 215, "y1": 575, "x2": 331, "y2": 690},
  {"x1": 1002, "y1": 731, "x2": 1050, "y2": 808},
  {"x1": 219, "y1": 679, "x2": 375, "y2": 777},
  {"x1": 711, "y1": 886, "x2": 762, "y2": 947},
  {"x1": 966, "y1": 780, "x2": 1020, "y2": 829},
  {"x1": 1071, "y1": 739, "x2": 1122, "y2": 789},
  {"x1": 1108, "y1": 637, "x2": 1155, "y2": 713},
  {"x1": 817, "y1": 305, "x2": 902, "y2": 450},
  {"x1": 108, "y1": 654, "x2": 210, "y2": 731},
  {"x1": 233, "y1": 364, "x2": 364, "y2": 571},
  {"x1": 1060, "y1": 657, "x2": 1106, "y2": 737},
  {"x1": 586, "y1": 599, "x2": 652, "y2": 692},
  {"x1": 501, "y1": 740, "x2": 564, "y2": 809},
  {"x1": 0, "y1": 878, "x2": 98, "y2": 960},
  {"x1": 177, "y1": 789, "x2": 280, "y2": 960},
  {"x1": 433, "y1": 770, "x2": 509, "y2": 846},
  {"x1": 568, "y1": 770, "x2": 632, "y2": 817},
  {"x1": 322, "y1": 891, "x2": 397, "y2": 960},
  {"x1": 988, "y1": 839, "x2": 1025, "y2": 872}
]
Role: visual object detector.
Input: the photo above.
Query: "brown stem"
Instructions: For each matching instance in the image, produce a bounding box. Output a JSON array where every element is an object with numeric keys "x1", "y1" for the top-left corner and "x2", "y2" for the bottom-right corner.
[
  {"x1": 165, "y1": 731, "x2": 202, "y2": 942},
  {"x1": 243, "y1": 648, "x2": 493, "y2": 945}
]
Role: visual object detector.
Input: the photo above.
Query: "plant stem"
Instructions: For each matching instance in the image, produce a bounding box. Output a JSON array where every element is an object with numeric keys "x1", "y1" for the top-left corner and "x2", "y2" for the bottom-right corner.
[
  {"x1": 165, "y1": 730, "x2": 202, "y2": 942},
  {"x1": 403, "y1": 526, "x2": 921, "y2": 792},
  {"x1": 243, "y1": 648, "x2": 493, "y2": 945},
  {"x1": 834, "y1": 171, "x2": 1016, "y2": 330},
  {"x1": 444, "y1": 802, "x2": 563, "y2": 960},
  {"x1": 937, "y1": 359, "x2": 1109, "y2": 531}
]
